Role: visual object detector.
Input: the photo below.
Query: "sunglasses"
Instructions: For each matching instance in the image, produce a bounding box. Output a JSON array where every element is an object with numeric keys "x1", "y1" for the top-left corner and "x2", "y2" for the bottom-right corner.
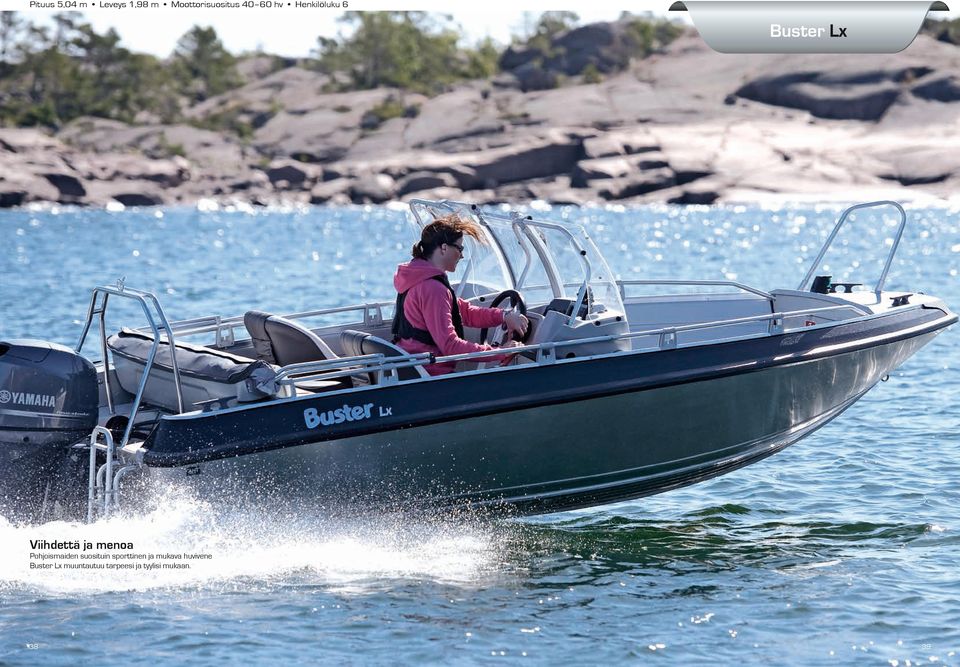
[{"x1": 447, "y1": 242, "x2": 464, "y2": 254}]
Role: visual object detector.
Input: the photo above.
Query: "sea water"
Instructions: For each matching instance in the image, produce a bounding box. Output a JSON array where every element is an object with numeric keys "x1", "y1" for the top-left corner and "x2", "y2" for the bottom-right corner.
[{"x1": 0, "y1": 203, "x2": 957, "y2": 665}]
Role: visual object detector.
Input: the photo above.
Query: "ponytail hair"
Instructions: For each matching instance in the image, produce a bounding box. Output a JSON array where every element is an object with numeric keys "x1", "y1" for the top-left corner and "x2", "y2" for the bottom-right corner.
[{"x1": 411, "y1": 212, "x2": 484, "y2": 259}]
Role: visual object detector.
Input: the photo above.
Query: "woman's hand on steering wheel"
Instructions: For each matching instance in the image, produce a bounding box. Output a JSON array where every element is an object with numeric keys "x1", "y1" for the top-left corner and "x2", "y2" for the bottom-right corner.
[
  {"x1": 503, "y1": 310, "x2": 529, "y2": 340},
  {"x1": 479, "y1": 289, "x2": 530, "y2": 345}
]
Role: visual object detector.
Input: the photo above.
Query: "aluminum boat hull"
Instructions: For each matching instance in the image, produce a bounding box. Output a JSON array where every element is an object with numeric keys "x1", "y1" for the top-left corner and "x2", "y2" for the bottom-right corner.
[{"x1": 138, "y1": 306, "x2": 953, "y2": 515}]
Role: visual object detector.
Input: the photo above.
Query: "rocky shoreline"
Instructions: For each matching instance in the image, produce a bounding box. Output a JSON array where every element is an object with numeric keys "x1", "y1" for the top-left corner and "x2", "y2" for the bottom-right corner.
[{"x1": 4, "y1": 32, "x2": 960, "y2": 209}]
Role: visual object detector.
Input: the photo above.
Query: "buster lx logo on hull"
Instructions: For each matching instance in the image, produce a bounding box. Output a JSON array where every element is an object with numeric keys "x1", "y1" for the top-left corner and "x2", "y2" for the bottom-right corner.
[{"x1": 304, "y1": 402, "x2": 392, "y2": 429}]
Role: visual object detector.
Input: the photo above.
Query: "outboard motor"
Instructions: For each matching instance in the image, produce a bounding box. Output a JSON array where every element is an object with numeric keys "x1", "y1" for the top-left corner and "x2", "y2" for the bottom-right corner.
[{"x1": 0, "y1": 340, "x2": 98, "y2": 522}]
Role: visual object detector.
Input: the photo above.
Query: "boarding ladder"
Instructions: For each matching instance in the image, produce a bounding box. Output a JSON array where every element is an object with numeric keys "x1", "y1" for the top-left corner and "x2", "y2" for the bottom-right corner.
[{"x1": 75, "y1": 281, "x2": 185, "y2": 521}]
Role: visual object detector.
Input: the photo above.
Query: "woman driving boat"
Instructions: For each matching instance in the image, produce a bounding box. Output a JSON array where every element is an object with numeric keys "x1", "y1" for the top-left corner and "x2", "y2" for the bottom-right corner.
[{"x1": 393, "y1": 213, "x2": 529, "y2": 375}]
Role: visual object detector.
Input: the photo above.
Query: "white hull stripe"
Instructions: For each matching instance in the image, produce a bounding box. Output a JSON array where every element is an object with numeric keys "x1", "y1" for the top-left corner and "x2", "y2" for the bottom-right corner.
[{"x1": 0, "y1": 408, "x2": 91, "y2": 421}]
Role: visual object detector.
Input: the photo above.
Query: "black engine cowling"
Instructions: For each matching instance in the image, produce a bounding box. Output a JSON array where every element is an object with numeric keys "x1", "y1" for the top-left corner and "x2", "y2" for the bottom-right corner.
[{"x1": 0, "y1": 340, "x2": 98, "y2": 521}]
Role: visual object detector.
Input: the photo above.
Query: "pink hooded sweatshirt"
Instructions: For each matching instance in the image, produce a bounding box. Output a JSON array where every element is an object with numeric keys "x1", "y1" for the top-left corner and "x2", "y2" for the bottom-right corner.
[{"x1": 393, "y1": 259, "x2": 507, "y2": 375}]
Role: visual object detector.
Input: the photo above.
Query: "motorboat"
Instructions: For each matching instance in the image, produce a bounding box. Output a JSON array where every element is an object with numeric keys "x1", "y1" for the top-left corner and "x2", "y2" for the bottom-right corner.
[{"x1": 0, "y1": 200, "x2": 955, "y2": 522}]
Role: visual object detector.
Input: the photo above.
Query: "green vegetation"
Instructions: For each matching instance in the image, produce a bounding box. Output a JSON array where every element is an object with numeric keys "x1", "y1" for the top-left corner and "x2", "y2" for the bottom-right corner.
[
  {"x1": 0, "y1": 10, "x2": 684, "y2": 133},
  {"x1": 171, "y1": 26, "x2": 241, "y2": 102},
  {"x1": 361, "y1": 95, "x2": 421, "y2": 130},
  {"x1": 522, "y1": 11, "x2": 682, "y2": 62},
  {"x1": 190, "y1": 104, "x2": 255, "y2": 140},
  {"x1": 361, "y1": 97, "x2": 404, "y2": 130},
  {"x1": 156, "y1": 132, "x2": 186, "y2": 158},
  {"x1": 508, "y1": 11, "x2": 682, "y2": 90},
  {"x1": 517, "y1": 11, "x2": 581, "y2": 55},
  {"x1": 921, "y1": 17, "x2": 960, "y2": 44},
  {"x1": 367, "y1": 97, "x2": 405, "y2": 122},
  {"x1": 463, "y1": 37, "x2": 500, "y2": 81},
  {"x1": 0, "y1": 12, "x2": 240, "y2": 129},
  {"x1": 313, "y1": 12, "x2": 498, "y2": 94},
  {"x1": 620, "y1": 13, "x2": 684, "y2": 58},
  {"x1": 0, "y1": 12, "x2": 178, "y2": 127},
  {"x1": 581, "y1": 63, "x2": 603, "y2": 84}
]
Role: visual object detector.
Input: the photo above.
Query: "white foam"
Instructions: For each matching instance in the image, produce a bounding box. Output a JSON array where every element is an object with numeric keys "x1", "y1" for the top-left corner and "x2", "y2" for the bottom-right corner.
[{"x1": 0, "y1": 488, "x2": 502, "y2": 595}]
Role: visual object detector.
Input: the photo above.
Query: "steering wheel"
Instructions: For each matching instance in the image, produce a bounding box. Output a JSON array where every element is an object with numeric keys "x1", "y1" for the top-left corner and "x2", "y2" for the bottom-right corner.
[{"x1": 479, "y1": 289, "x2": 529, "y2": 345}]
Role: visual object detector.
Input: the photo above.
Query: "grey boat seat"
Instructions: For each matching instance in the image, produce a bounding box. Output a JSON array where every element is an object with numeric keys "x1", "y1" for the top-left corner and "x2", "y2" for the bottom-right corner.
[
  {"x1": 340, "y1": 330, "x2": 429, "y2": 383},
  {"x1": 243, "y1": 310, "x2": 352, "y2": 390},
  {"x1": 106, "y1": 328, "x2": 277, "y2": 412},
  {"x1": 243, "y1": 310, "x2": 337, "y2": 365}
]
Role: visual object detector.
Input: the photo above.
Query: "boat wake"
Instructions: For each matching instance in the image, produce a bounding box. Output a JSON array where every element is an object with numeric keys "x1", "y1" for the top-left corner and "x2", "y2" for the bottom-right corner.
[
  {"x1": 1, "y1": 486, "x2": 951, "y2": 601},
  {"x1": 0, "y1": 484, "x2": 507, "y2": 595}
]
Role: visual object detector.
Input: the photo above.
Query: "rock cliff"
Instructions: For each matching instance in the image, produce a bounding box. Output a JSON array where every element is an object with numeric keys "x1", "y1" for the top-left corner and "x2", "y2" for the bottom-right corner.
[{"x1": 4, "y1": 30, "x2": 960, "y2": 208}]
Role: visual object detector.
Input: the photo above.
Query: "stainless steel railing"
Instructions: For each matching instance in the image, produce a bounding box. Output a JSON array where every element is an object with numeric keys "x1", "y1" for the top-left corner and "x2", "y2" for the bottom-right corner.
[
  {"x1": 143, "y1": 301, "x2": 392, "y2": 344},
  {"x1": 798, "y1": 200, "x2": 907, "y2": 297},
  {"x1": 618, "y1": 279, "x2": 776, "y2": 307},
  {"x1": 260, "y1": 303, "x2": 866, "y2": 389},
  {"x1": 76, "y1": 283, "x2": 184, "y2": 446}
]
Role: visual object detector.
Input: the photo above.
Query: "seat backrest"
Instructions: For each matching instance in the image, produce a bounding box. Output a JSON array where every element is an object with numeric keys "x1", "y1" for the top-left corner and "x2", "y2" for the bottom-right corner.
[
  {"x1": 339, "y1": 329, "x2": 367, "y2": 359},
  {"x1": 243, "y1": 310, "x2": 277, "y2": 364},
  {"x1": 244, "y1": 310, "x2": 337, "y2": 366},
  {"x1": 340, "y1": 330, "x2": 428, "y2": 382}
]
